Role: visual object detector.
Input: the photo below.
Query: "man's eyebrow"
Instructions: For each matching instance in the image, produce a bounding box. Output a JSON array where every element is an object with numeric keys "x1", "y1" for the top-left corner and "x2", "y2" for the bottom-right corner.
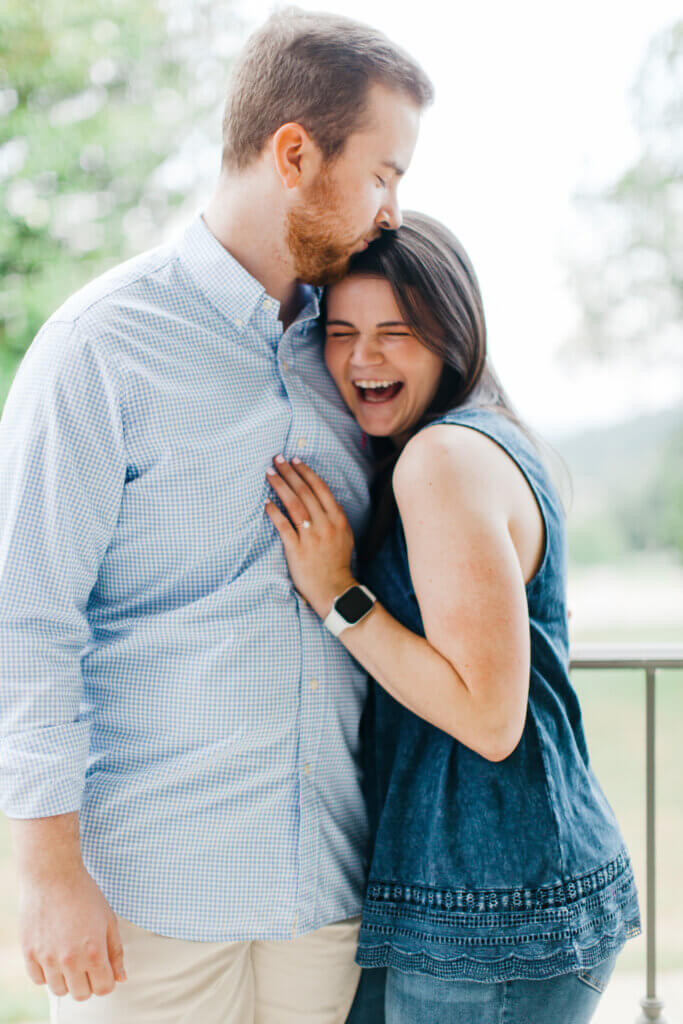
[
  {"x1": 381, "y1": 159, "x2": 405, "y2": 176},
  {"x1": 326, "y1": 320, "x2": 356, "y2": 327},
  {"x1": 377, "y1": 320, "x2": 409, "y2": 327}
]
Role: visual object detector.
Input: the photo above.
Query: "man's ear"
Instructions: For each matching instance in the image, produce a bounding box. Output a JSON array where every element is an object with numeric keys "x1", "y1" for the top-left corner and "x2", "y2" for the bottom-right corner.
[{"x1": 271, "y1": 122, "x2": 322, "y2": 190}]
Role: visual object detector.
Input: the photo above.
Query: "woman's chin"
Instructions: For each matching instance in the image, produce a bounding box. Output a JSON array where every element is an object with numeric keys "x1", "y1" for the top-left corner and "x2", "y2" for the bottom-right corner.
[
  {"x1": 353, "y1": 397, "x2": 398, "y2": 427},
  {"x1": 355, "y1": 411, "x2": 395, "y2": 437}
]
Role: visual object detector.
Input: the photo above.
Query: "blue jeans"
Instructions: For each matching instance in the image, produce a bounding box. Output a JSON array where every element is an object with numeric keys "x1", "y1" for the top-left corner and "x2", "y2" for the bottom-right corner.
[{"x1": 346, "y1": 952, "x2": 619, "y2": 1024}]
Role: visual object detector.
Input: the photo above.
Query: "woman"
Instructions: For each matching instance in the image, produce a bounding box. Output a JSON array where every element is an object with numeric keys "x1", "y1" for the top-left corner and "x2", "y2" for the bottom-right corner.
[{"x1": 264, "y1": 212, "x2": 640, "y2": 1023}]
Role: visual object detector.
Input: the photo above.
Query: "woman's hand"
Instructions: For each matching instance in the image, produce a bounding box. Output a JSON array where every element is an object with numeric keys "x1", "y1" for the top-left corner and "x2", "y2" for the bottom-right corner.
[{"x1": 265, "y1": 455, "x2": 357, "y2": 619}]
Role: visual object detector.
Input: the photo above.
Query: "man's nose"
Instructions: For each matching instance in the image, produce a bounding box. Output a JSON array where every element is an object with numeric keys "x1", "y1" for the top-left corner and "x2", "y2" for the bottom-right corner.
[{"x1": 376, "y1": 196, "x2": 403, "y2": 232}]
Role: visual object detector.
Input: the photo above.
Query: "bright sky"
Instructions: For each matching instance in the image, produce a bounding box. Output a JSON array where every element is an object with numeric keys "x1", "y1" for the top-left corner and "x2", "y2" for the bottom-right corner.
[{"x1": 233, "y1": 0, "x2": 681, "y2": 436}]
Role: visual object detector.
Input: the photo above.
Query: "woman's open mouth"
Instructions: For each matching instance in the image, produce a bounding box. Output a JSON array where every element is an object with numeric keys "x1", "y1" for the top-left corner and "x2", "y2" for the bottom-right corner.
[{"x1": 353, "y1": 380, "x2": 404, "y2": 404}]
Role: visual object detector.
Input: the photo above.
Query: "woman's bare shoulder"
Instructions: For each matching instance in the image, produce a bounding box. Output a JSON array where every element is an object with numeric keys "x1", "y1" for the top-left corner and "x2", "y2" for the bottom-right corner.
[
  {"x1": 393, "y1": 421, "x2": 545, "y2": 584},
  {"x1": 392, "y1": 422, "x2": 514, "y2": 507}
]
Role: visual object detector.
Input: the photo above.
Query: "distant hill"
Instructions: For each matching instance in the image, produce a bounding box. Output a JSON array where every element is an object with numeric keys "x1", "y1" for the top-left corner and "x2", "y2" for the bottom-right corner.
[
  {"x1": 550, "y1": 402, "x2": 683, "y2": 491},
  {"x1": 547, "y1": 402, "x2": 683, "y2": 564}
]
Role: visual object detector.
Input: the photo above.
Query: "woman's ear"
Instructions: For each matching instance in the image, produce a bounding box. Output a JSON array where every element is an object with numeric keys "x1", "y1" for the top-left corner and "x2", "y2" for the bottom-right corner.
[{"x1": 270, "y1": 122, "x2": 322, "y2": 190}]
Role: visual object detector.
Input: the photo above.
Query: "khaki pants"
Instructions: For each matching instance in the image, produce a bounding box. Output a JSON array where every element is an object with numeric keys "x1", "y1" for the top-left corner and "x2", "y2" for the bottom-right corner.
[{"x1": 49, "y1": 914, "x2": 362, "y2": 1024}]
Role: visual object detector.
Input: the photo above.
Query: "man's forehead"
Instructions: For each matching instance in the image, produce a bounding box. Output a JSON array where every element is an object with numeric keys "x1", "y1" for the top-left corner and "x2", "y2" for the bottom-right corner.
[
  {"x1": 349, "y1": 112, "x2": 418, "y2": 163},
  {"x1": 356, "y1": 87, "x2": 420, "y2": 153}
]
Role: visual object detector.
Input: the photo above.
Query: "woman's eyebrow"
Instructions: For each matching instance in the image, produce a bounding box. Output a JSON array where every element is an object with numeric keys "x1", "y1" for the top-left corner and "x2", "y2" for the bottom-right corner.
[{"x1": 326, "y1": 319, "x2": 410, "y2": 328}]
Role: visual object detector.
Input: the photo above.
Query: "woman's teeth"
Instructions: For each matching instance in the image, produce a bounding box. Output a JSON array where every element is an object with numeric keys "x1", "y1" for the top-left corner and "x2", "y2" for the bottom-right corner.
[{"x1": 354, "y1": 380, "x2": 404, "y2": 403}]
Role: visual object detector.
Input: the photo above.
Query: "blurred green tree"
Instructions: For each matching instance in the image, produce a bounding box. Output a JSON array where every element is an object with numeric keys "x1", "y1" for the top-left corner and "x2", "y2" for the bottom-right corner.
[
  {"x1": 566, "y1": 19, "x2": 682, "y2": 365},
  {"x1": 0, "y1": 0, "x2": 240, "y2": 407},
  {"x1": 562, "y1": 19, "x2": 683, "y2": 565},
  {"x1": 618, "y1": 426, "x2": 683, "y2": 561}
]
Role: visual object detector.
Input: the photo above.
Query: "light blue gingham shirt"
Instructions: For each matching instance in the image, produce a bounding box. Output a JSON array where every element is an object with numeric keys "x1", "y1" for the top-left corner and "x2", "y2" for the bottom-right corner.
[{"x1": 0, "y1": 214, "x2": 374, "y2": 941}]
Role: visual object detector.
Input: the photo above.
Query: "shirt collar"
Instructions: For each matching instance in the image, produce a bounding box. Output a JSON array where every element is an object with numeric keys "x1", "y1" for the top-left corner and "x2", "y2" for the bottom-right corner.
[{"x1": 178, "y1": 213, "x2": 322, "y2": 330}]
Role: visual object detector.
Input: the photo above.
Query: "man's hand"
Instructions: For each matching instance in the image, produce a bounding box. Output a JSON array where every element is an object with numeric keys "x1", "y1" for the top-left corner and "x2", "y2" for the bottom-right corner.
[
  {"x1": 18, "y1": 864, "x2": 126, "y2": 1000},
  {"x1": 9, "y1": 813, "x2": 126, "y2": 1001}
]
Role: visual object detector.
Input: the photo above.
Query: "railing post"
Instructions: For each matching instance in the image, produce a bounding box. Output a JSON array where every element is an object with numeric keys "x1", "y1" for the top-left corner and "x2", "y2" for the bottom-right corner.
[
  {"x1": 571, "y1": 645, "x2": 683, "y2": 1023},
  {"x1": 636, "y1": 666, "x2": 666, "y2": 1023}
]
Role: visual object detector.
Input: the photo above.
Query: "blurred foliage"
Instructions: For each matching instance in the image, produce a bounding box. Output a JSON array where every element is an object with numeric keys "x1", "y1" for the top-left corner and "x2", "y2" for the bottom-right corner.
[
  {"x1": 566, "y1": 19, "x2": 682, "y2": 364},
  {"x1": 0, "y1": 0, "x2": 242, "y2": 408},
  {"x1": 616, "y1": 426, "x2": 683, "y2": 559},
  {"x1": 563, "y1": 20, "x2": 683, "y2": 567}
]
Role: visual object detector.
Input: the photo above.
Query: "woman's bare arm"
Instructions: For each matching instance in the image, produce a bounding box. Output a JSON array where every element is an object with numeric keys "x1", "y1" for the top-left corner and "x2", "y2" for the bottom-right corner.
[{"x1": 333, "y1": 425, "x2": 535, "y2": 760}]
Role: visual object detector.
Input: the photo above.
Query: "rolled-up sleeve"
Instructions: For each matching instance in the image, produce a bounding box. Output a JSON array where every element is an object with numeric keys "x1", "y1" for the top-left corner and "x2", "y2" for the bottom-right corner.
[{"x1": 0, "y1": 319, "x2": 126, "y2": 817}]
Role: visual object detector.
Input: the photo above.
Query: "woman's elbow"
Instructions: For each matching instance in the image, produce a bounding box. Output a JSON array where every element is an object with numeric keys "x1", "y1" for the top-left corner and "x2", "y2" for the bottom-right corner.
[
  {"x1": 480, "y1": 736, "x2": 520, "y2": 763},
  {"x1": 470, "y1": 716, "x2": 526, "y2": 763}
]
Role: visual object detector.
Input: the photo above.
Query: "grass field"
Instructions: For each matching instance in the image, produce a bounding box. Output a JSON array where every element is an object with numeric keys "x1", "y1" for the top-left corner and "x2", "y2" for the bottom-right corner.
[{"x1": 1, "y1": 599, "x2": 681, "y2": 1021}]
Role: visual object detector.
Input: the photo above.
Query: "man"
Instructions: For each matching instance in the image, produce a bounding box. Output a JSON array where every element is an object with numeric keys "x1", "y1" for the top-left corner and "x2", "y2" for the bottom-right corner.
[{"x1": 0, "y1": 8, "x2": 432, "y2": 1022}]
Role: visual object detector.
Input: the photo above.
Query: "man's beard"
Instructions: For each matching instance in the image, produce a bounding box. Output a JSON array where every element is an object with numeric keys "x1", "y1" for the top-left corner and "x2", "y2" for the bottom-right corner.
[{"x1": 285, "y1": 167, "x2": 362, "y2": 286}]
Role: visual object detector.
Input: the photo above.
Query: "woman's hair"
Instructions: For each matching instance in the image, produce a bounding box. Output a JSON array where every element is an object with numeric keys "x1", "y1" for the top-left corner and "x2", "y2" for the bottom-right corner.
[{"x1": 326, "y1": 210, "x2": 568, "y2": 558}]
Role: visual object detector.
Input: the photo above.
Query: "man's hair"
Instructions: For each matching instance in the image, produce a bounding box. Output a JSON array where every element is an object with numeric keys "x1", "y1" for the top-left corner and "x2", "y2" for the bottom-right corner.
[{"x1": 221, "y1": 7, "x2": 434, "y2": 171}]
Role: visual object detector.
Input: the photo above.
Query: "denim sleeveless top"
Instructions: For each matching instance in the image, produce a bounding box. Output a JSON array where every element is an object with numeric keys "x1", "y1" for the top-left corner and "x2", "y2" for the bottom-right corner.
[{"x1": 356, "y1": 406, "x2": 641, "y2": 981}]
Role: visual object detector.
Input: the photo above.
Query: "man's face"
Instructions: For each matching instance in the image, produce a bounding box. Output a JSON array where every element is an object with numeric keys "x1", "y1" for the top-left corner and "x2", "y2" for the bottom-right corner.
[{"x1": 286, "y1": 84, "x2": 421, "y2": 285}]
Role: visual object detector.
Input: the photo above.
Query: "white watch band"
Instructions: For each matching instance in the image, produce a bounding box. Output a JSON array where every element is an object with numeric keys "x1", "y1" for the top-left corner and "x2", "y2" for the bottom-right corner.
[{"x1": 323, "y1": 584, "x2": 376, "y2": 637}]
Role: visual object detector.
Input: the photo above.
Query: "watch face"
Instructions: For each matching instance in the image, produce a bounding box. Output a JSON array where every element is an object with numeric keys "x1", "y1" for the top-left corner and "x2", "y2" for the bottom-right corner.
[{"x1": 336, "y1": 586, "x2": 374, "y2": 623}]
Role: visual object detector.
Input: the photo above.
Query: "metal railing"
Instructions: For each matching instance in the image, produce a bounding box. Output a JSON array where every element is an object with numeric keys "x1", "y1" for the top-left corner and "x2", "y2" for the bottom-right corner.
[{"x1": 570, "y1": 644, "x2": 683, "y2": 1024}]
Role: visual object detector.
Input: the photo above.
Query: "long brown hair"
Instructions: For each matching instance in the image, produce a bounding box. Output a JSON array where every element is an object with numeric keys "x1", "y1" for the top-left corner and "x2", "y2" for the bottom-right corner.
[{"x1": 326, "y1": 211, "x2": 563, "y2": 558}]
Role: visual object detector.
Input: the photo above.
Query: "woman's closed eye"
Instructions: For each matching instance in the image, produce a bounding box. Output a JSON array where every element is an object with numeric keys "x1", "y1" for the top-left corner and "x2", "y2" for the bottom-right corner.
[{"x1": 326, "y1": 330, "x2": 412, "y2": 340}]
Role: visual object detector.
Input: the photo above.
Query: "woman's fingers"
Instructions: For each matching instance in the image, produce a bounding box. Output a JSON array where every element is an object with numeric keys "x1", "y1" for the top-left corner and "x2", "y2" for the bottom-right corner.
[
  {"x1": 289, "y1": 457, "x2": 342, "y2": 518},
  {"x1": 265, "y1": 497, "x2": 300, "y2": 545},
  {"x1": 267, "y1": 456, "x2": 322, "y2": 525},
  {"x1": 267, "y1": 455, "x2": 343, "y2": 521}
]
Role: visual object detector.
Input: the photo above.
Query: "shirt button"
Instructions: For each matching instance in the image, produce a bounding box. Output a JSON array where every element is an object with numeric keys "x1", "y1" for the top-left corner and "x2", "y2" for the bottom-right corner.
[
  {"x1": 292, "y1": 913, "x2": 298, "y2": 934},
  {"x1": 303, "y1": 763, "x2": 311, "y2": 775},
  {"x1": 282, "y1": 359, "x2": 290, "y2": 372},
  {"x1": 296, "y1": 437, "x2": 306, "y2": 448},
  {"x1": 309, "y1": 678, "x2": 319, "y2": 691},
  {"x1": 234, "y1": 318, "x2": 244, "y2": 328}
]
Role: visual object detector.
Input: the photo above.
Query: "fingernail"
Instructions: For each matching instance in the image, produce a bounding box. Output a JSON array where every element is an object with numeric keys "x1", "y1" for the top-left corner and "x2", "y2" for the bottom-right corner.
[
  {"x1": 266, "y1": 467, "x2": 276, "y2": 476},
  {"x1": 292, "y1": 456, "x2": 302, "y2": 464},
  {"x1": 275, "y1": 454, "x2": 286, "y2": 463}
]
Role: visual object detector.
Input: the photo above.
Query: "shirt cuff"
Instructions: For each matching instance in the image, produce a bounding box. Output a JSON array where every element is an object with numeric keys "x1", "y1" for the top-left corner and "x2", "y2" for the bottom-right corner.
[{"x1": 0, "y1": 720, "x2": 91, "y2": 818}]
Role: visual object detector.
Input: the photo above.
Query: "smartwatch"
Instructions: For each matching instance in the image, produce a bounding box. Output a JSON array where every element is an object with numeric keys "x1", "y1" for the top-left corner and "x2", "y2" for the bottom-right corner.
[{"x1": 323, "y1": 584, "x2": 377, "y2": 637}]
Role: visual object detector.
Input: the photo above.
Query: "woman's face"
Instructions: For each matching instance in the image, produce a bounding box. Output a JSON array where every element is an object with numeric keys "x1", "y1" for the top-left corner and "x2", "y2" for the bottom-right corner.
[{"x1": 324, "y1": 275, "x2": 444, "y2": 447}]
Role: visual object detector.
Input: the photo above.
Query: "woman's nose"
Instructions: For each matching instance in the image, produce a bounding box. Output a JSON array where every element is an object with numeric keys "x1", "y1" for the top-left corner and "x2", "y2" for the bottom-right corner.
[{"x1": 351, "y1": 334, "x2": 384, "y2": 364}]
